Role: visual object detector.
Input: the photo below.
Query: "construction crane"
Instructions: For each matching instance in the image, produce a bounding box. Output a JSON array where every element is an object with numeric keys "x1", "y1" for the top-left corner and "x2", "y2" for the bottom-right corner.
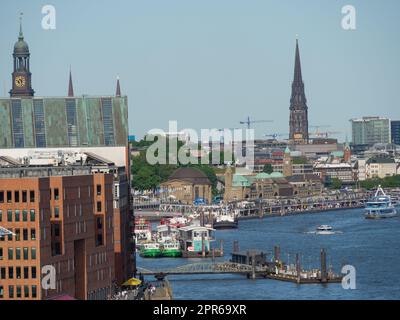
[
  {"x1": 264, "y1": 133, "x2": 288, "y2": 140},
  {"x1": 240, "y1": 116, "x2": 273, "y2": 130}
]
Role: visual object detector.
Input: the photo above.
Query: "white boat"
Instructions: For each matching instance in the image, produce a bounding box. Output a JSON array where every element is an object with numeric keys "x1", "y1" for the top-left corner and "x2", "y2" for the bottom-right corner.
[
  {"x1": 213, "y1": 214, "x2": 238, "y2": 229},
  {"x1": 365, "y1": 186, "x2": 398, "y2": 219},
  {"x1": 316, "y1": 225, "x2": 334, "y2": 235}
]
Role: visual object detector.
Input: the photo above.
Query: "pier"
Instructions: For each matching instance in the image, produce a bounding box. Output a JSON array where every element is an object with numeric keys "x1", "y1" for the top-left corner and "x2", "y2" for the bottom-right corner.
[{"x1": 136, "y1": 246, "x2": 343, "y2": 285}]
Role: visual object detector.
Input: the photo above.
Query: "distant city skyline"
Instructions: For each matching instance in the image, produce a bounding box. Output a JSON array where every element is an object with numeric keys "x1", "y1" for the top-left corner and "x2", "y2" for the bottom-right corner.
[{"x1": 1, "y1": 0, "x2": 399, "y2": 142}]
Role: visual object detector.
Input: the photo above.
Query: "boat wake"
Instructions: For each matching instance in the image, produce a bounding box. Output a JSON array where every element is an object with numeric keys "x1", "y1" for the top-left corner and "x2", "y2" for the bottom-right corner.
[{"x1": 304, "y1": 231, "x2": 343, "y2": 235}]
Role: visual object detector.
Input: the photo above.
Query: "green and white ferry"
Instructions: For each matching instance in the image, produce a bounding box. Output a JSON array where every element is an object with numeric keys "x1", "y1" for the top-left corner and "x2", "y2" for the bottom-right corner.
[
  {"x1": 139, "y1": 242, "x2": 162, "y2": 258},
  {"x1": 161, "y1": 241, "x2": 182, "y2": 257}
]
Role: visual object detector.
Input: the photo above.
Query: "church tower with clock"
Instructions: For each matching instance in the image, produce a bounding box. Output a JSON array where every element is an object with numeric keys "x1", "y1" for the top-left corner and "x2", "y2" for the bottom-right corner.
[{"x1": 10, "y1": 16, "x2": 34, "y2": 97}]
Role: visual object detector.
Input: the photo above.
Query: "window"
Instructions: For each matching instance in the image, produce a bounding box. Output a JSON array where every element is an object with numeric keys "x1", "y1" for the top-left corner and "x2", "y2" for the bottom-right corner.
[
  {"x1": 15, "y1": 210, "x2": 20, "y2": 222},
  {"x1": 54, "y1": 224, "x2": 60, "y2": 237},
  {"x1": 31, "y1": 229, "x2": 36, "y2": 240},
  {"x1": 22, "y1": 191, "x2": 27, "y2": 203},
  {"x1": 24, "y1": 285, "x2": 29, "y2": 298},
  {"x1": 14, "y1": 191, "x2": 20, "y2": 203},
  {"x1": 0, "y1": 191, "x2": 4, "y2": 203},
  {"x1": 7, "y1": 231, "x2": 12, "y2": 241},
  {"x1": 54, "y1": 207, "x2": 59, "y2": 218},
  {"x1": 8, "y1": 248, "x2": 13, "y2": 260},
  {"x1": 7, "y1": 191, "x2": 12, "y2": 203},
  {"x1": 97, "y1": 201, "x2": 102, "y2": 212},
  {"x1": 0, "y1": 248, "x2": 2, "y2": 260},
  {"x1": 23, "y1": 267, "x2": 29, "y2": 279},
  {"x1": 7, "y1": 210, "x2": 12, "y2": 222},
  {"x1": 31, "y1": 285, "x2": 37, "y2": 298},
  {"x1": 8, "y1": 267, "x2": 14, "y2": 279},
  {"x1": 16, "y1": 267, "x2": 21, "y2": 279},
  {"x1": 9, "y1": 286, "x2": 14, "y2": 299},
  {"x1": 0, "y1": 286, "x2": 3, "y2": 299},
  {"x1": 97, "y1": 185, "x2": 102, "y2": 195},
  {"x1": 54, "y1": 188, "x2": 59, "y2": 200},
  {"x1": 23, "y1": 247, "x2": 28, "y2": 260},
  {"x1": 16, "y1": 247, "x2": 21, "y2": 260},
  {"x1": 23, "y1": 229, "x2": 28, "y2": 241},
  {"x1": 0, "y1": 210, "x2": 2, "y2": 222},
  {"x1": 30, "y1": 191, "x2": 35, "y2": 203},
  {"x1": 31, "y1": 247, "x2": 36, "y2": 260},
  {"x1": 30, "y1": 209, "x2": 35, "y2": 222},
  {"x1": 16, "y1": 286, "x2": 21, "y2": 298},
  {"x1": 0, "y1": 268, "x2": 5, "y2": 279},
  {"x1": 15, "y1": 229, "x2": 20, "y2": 241},
  {"x1": 31, "y1": 266, "x2": 37, "y2": 279},
  {"x1": 22, "y1": 210, "x2": 28, "y2": 222}
]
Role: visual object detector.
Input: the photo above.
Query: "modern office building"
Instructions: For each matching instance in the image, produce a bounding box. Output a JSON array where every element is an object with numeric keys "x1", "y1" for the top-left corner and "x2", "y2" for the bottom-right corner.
[
  {"x1": 0, "y1": 165, "x2": 115, "y2": 300},
  {"x1": 350, "y1": 117, "x2": 391, "y2": 146},
  {"x1": 391, "y1": 120, "x2": 400, "y2": 145}
]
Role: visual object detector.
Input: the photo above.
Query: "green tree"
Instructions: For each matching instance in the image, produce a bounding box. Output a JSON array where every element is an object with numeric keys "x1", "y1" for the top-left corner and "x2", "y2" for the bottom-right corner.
[
  {"x1": 331, "y1": 178, "x2": 343, "y2": 189},
  {"x1": 263, "y1": 164, "x2": 273, "y2": 174}
]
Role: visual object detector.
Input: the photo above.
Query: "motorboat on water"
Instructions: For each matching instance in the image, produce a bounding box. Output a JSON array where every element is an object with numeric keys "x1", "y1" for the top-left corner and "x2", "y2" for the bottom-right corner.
[
  {"x1": 365, "y1": 185, "x2": 398, "y2": 219},
  {"x1": 316, "y1": 225, "x2": 334, "y2": 235},
  {"x1": 213, "y1": 214, "x2": 238, "y2": 229}
]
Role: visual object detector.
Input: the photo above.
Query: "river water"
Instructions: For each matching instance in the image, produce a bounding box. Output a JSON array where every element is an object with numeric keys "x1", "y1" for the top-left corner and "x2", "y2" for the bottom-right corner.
[{"x1": 137, "y1": 207, "x2": 400, "y2": 300}]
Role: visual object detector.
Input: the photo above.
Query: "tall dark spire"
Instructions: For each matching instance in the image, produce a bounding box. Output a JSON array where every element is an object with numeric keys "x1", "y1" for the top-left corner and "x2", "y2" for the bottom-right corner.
[
  {"x1": 116, "y1": 76, "x2": 121, "y2": 97},
  {"x1": 68, "y1": 67, "x2": 74, "y2": 97},
  {"x1": 289, "y1": 37, "x2": 309, "y2": 144},
  {"x1": 293, "y1": 39, "x2": 302, "y2": 83}
]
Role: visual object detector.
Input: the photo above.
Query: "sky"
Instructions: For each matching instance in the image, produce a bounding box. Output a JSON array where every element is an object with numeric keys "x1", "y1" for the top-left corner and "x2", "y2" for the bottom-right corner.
[{"x1": 0, "y1": 0, "x2": 399, "y2": 142}]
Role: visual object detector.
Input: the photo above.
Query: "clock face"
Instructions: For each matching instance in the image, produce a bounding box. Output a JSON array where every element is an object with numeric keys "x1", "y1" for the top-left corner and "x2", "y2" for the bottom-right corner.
[{"x1": 15, "y1": 76, "x2": 26, "y2": 88}]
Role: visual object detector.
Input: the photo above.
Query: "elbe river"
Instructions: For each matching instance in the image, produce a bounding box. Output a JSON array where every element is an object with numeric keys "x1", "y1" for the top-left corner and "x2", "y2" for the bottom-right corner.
[{"x1": 137, "y1": 207, "x2": 400, "y2": 299}]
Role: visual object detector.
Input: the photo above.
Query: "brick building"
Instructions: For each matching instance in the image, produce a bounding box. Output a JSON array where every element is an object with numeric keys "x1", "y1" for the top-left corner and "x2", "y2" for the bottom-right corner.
[{"x1": 0, "y1": 166, "x2": 115, "y2": 300}]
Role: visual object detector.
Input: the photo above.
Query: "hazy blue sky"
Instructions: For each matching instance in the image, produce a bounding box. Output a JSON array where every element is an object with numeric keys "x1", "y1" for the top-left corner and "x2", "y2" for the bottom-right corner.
[{"x1": 1, "y1": 0, "x2": 399, "y2": 141}]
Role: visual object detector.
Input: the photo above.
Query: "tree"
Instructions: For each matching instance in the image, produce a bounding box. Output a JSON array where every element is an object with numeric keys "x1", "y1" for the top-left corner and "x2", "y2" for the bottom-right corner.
[
  {"x1": 331, "y1": 178, "x2": 342, "y2": 189},
  {"x1": 263, "y1": 164, "x2": 273, "y2": 174}
]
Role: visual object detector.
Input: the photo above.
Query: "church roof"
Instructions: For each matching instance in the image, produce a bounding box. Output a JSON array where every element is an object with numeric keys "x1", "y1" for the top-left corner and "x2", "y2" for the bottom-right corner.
[
  {"x1": 14, "y1": 16, "x2": 29, "y2": 54},
  {"x1": 255, "y1": 172, "x2": 271, "y2": 179},
  {"x1": 168, "y1": 167, "x2": 211, "y2": 185},
  {"x1": 232, "y1": 174, "x2": 251, "y2": 187}
]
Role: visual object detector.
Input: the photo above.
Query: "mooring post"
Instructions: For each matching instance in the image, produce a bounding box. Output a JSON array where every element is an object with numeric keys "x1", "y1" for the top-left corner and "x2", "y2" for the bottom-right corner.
[
  {"x1": 296, "y1": 253, "x2": 301, "y2": 284},
  {"x1": 274, "y1": 245, "x2": 280, "y2": 263},
  {"x1": 220, "y1": 239, "x2": 223, "y2": 256},
  {"x1": 251, "y1": 253, "x2": 256, "y2": 279},
  {"x1": 202, "y1": 233, "x2": 205, "y2": 258},
  {"x1": 321, "y1": 248, "x2": 327, "y2": 283}
]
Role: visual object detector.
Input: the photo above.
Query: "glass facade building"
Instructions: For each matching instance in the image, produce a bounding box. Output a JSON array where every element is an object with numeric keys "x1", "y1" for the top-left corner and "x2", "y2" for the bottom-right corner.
[
  {"x1": 350, "y1": 117, "x2": 391, "y2": 146},
  {"x1": 0, "y1": 96, "x2": 128, "y2": 148},
  {"x1": 391, "y1": 120, "x2": 400, "y2": 145}
]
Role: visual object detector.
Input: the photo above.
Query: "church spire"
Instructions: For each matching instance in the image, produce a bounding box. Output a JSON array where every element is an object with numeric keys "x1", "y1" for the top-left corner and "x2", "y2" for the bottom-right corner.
[
  {"x1": 19, "y1": 12, "x2": 24, "y2": 41},
  {"x1": 116, "y1": 76, "x2": 121, "y2": 97},
  {"x1": 289, "y1": 37, "x2": 309, "y2": 144},
  {"x1": 293, "y1": 38, "x2": 303, "y2": 84},
  {"x1": 68, "y1": 67, "x2": 74, "y2": 97}
]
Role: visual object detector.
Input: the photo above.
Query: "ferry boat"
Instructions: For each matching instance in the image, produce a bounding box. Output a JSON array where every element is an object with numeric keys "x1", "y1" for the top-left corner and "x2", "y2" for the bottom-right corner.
[
  {"x1": 364, "y1": 185, "x2": 398, "y2": 219},
  {"x1": 139, "y1": 243, "x2": 162, "y2": 258},
  {"x1": 213, "y1": 214, "x2": 238, "y2": 229},
  {"x1": 161, "y1": 241, "x2": 182, "y2": 257},
  {"x1": 134, "y1": 218, "x2": 152, "y2": 244}
]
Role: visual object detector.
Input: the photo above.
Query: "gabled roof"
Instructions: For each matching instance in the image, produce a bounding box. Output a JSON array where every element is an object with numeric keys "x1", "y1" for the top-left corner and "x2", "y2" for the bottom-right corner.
[{"x1": 168, "y1": 167, "x2": 211, "y2": 185}]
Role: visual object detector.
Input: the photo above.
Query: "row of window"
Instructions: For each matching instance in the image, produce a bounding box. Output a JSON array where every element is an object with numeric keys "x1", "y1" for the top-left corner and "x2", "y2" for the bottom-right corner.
[
  {"x1": 0, "y1": 285, "x2": 37, "y2": 299},
  {"x1": 0, "y1": 247, "x2": 36, "y2": 261},
  {"x1": 0, "y1": 209, "x2": 35, "y2": 223},
  {"x1": 0, "y1": 228, "x2": 36, "y2": 243},
  {"x1": 0, "y1": 266, "x2": 37, "y2": 280},
  {"x1": 0, "y1": 190, "x2": 35, "y2": 203}
]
